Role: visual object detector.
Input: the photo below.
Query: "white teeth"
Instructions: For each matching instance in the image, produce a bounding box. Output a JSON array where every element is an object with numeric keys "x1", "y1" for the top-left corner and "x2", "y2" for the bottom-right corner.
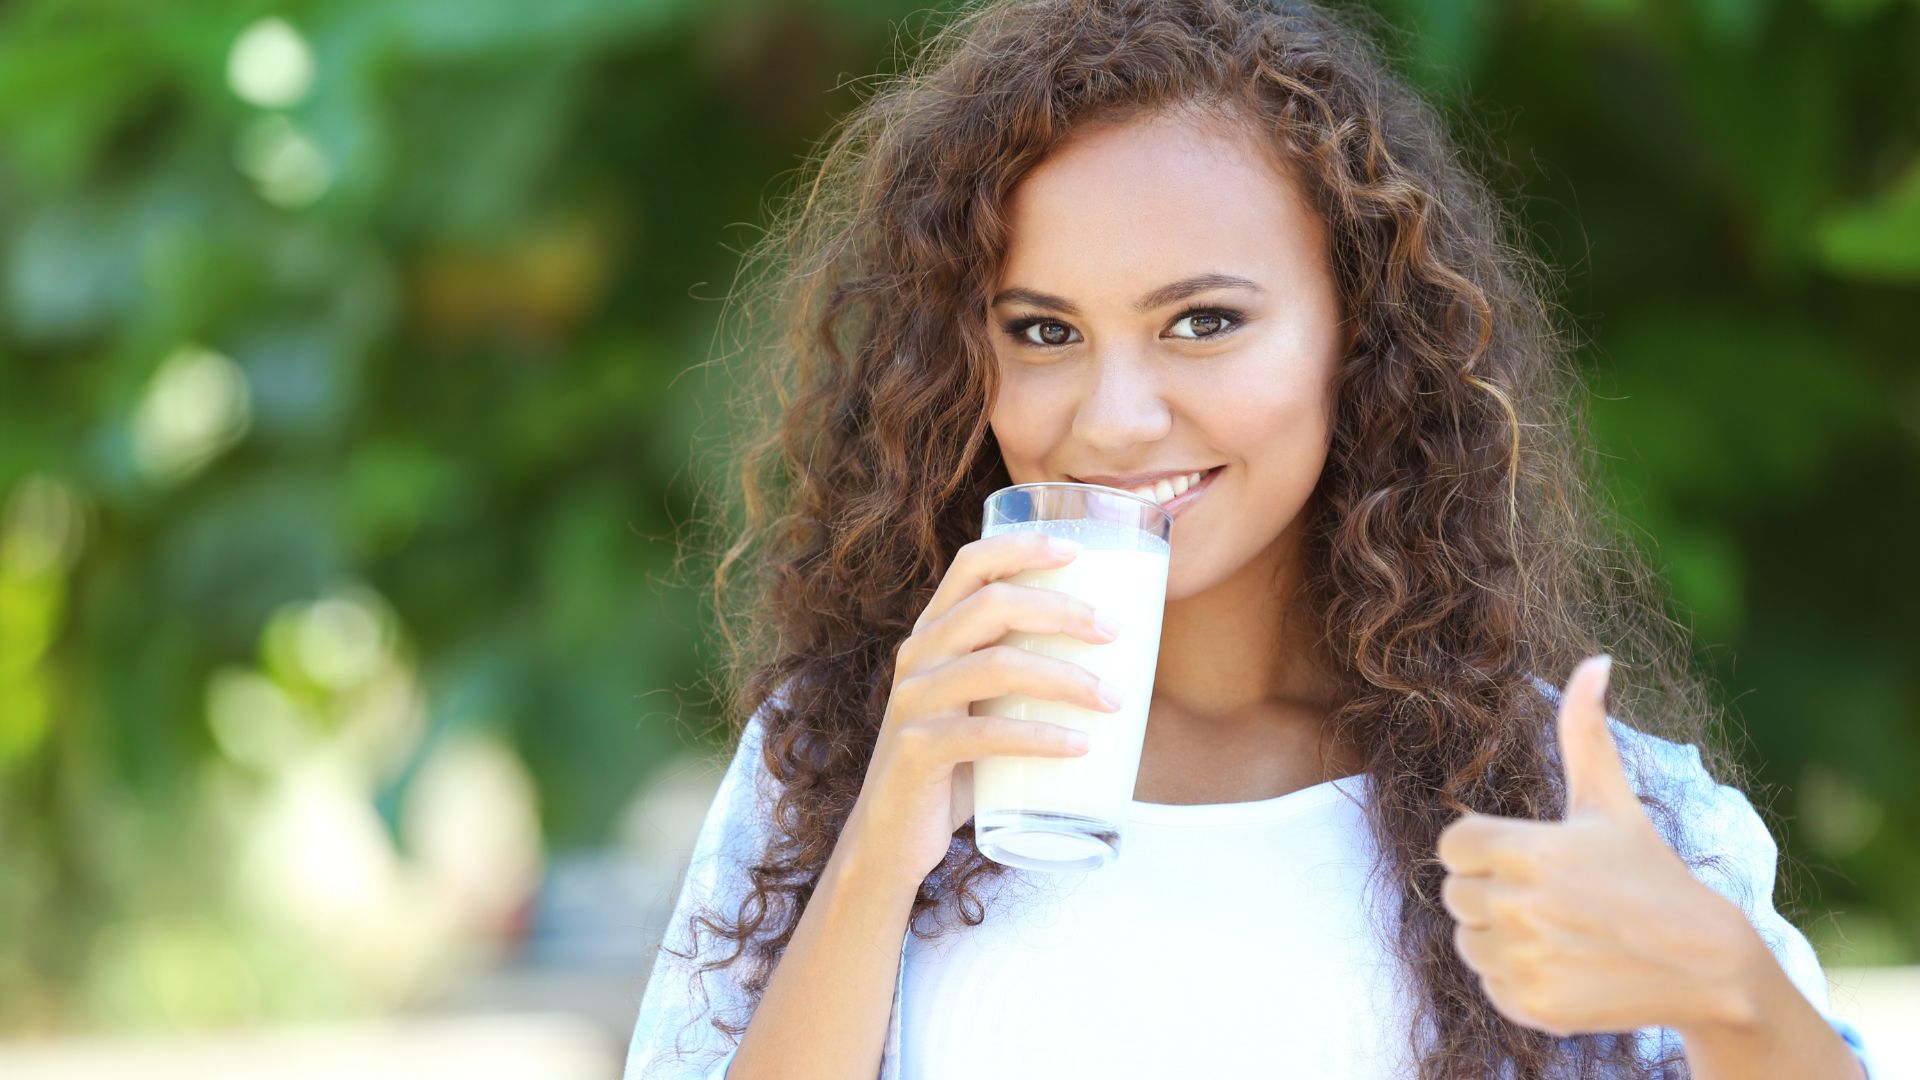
[{"x1": 1125, "y1": 469, "x2": 1208, "y2": 504}]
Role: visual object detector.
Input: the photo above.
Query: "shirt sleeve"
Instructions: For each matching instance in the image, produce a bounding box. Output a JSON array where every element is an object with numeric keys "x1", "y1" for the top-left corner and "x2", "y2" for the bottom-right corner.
[
  {"x1": 623, "y1": 696, "x2": 779, "y2": 1080},
  {"x1": 1652, "y1": 739, "x2": 1879, "y2": 1079}
]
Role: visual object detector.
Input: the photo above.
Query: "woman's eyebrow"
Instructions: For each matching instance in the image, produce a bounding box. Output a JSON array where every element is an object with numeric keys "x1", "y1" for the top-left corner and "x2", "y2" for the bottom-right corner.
[{"x1": 989, "y1": 273, "x2": 1264, "y2": 316}]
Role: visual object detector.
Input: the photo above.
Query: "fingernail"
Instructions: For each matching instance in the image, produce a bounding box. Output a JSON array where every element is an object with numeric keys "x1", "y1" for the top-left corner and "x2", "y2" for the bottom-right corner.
[
  {"x1": 1049, "y1": 537, "x2": 1082, "y2": 557},
  {"x1": 1098, "y1": 681, "x2": 1126, "y2": 710},
  {"x1": 1093, "y1": 612, "x2": 1122, "y2": 639},
  {"x1": 1065, "y1": 730, "x2": 1091, "y2": 751},
  {"x1": 1593, "y1": 654, "x2": 1613, "y2": 697}
]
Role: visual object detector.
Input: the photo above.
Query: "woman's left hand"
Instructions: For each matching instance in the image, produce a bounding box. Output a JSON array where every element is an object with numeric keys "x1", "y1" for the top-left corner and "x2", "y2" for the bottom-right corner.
[{"x1": 1435, "y1": 655, "x2": 1767, "y2": 1037}]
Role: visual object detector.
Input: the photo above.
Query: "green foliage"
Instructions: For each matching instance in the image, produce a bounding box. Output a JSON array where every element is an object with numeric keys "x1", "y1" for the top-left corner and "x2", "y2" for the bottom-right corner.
[{"x1": 0, "y1": 0, "x2": 1913, "y2": 1034}]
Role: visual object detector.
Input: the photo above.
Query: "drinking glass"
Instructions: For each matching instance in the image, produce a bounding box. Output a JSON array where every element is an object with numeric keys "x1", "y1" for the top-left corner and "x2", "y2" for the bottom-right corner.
[{"x1": 971, "y1": 482, "x2": 1172, "y2": 872}]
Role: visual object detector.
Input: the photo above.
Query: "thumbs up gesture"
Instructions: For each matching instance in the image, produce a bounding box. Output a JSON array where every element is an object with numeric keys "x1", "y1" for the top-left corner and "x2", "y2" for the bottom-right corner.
[{"x1": 1435, "y1": 655, "x2": 1765, "y2": 1038}]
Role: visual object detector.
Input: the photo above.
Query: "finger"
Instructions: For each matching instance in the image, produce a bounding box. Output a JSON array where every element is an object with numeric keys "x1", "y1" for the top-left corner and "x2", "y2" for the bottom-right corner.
[
  {"x1": 1482, "y1": 973, "x2": 1574, "y2": 1039},
  {"x1": 1439, "y1": 872, "x2": 1493, "y2": 929},
  {"x1": 1556, "y1": 654, "x2": 1637, "y2": 820},
  {"x1": 1475, "y1": 972, "x2": 1562, "y2": 1036},
  {"x1": 1436, "y1": 812, "x2": 1558, "y2": 881},
  {"x1": 890, "y1": 710, "x2": 1093, "y2": 770},
  {"x1": 1452, "y1": 921, "x2": 1506, "y2": 976},
  {"x1": 915, "y1": 578, "x2": 1117, "y2": 666},
  {"x1": 925, "y1": 643, "x2": 1122, "y2": 716},
  {"x1": 917, "y1": 532, "x2": 1080, "y2": 632}
]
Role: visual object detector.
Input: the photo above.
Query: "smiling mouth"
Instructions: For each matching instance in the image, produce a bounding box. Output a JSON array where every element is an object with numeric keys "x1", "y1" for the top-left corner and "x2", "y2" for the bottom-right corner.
[
  {"x1": 1069, "y1": 465, "x2": 1224, "y2": 510},
  {"x1": 1113, "y1": 467, "x2": 1217, "y2": 504},
  {"x1": 1154, "y1": 465, "x2": 1221, "y2": 517}
]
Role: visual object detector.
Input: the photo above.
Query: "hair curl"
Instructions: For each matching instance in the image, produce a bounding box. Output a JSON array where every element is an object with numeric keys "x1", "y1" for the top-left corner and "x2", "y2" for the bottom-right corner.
[{"x1": 670, "y1": 2, "x2": 1777, "y2": 1077}]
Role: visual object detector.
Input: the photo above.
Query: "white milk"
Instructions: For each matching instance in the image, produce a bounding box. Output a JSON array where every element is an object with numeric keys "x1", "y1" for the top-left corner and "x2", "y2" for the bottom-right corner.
[{"x1": 972, "y1": 519, "x2": 1169, "y2": 861}]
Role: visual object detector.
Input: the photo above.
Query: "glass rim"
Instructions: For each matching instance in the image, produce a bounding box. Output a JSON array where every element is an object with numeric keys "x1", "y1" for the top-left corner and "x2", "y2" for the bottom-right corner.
[{"x1": 988, "y1": 480, "x2": 1174, "y2": 528}]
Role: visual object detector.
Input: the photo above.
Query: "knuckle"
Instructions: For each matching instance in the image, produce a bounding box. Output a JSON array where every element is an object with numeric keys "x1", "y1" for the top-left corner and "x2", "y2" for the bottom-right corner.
[
  {"x1": 953, "y1": 714, "x2": 991, "y2": 745},
  {"x1": 1008, "y1": 650, "x2": 1049, "y2": 680},
  {"x1": 1486, "y1": 890, "x2": 1521, "y2": 924},
  {"x1": 973, "y1": 646, "x2": 1028, "y2": 688},
  {"x1": 891, "y1": 672, "x2": 926, "y2": 712},
  {"x1": 1490, "y1": 891, "x2": 1537, "y2": 934},
  {"x1": 969, "y1": 581, "x2": 1012, "y2": 618},
  {"x1": 892, "y1": 717, "x2": 933, "y2": 757},
  {"x1": 992, "y1": 580, "x2": 1029, "y2": 612},
  {"x1": 978, "y1": 643, "x2": 1019, "y2": 669}
]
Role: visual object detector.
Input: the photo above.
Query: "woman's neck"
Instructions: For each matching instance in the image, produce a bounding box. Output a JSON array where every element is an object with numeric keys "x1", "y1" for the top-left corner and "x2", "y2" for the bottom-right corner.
[{"x1": 1151, "y1": 511, "x2": 1343, "y2": 719}]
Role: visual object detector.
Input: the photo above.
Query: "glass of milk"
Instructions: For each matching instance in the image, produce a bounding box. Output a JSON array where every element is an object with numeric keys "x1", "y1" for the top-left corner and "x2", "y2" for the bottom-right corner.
[{"x1": 972, "y1": 482, "x2": 1171, "y2": 872}]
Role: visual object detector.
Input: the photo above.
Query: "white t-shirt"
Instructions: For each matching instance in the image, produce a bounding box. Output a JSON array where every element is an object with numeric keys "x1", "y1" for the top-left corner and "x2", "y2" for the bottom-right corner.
[{"x1": 897, "y1": 772, "x2": 1421, "y2": 1077}]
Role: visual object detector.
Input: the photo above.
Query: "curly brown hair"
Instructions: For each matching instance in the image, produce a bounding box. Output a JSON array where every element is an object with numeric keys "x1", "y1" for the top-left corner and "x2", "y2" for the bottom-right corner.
[{"x1": 670, "y1": 1, "x2": 1769, "y2": 1076}]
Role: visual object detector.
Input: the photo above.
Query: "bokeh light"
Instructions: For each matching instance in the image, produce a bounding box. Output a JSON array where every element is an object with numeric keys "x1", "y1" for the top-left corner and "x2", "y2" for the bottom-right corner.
[
  {"x1": 130, "y1": 346, "x2": 253, "y2": 485},
  {"x1": 226, "y1": 17, "x2": 316, "y2": 110}
]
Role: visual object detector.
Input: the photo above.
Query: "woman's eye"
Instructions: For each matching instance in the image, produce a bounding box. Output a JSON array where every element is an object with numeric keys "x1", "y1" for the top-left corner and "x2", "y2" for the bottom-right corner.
[
  {"x1": 1014, "y1": 320, "x2": 1078, "y2": 347},
  {"x1": 1168, "y1": 310, "x2": 1238, "y2": 340}
]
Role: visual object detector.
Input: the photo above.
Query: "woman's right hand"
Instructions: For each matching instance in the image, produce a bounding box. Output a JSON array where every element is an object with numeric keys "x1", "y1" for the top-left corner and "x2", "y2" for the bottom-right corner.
[{"x1": 841, "y1": 530, "x2": 1126, "y2": 893}]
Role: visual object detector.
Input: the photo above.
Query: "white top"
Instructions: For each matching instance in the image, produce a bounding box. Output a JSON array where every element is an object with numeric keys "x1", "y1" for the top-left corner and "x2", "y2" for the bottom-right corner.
[
  {"x1": 623, "y1": 676, "x2": 1878, "y2": 1080},
  {"x1": 898, "y1": 772, "x2": 1419, "y2": 1077}
]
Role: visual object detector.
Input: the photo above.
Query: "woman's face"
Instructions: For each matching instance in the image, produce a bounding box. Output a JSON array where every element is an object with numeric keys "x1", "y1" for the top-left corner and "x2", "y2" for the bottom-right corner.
[{"x1": 985, "y1": 109, "x2": 1349, "y2": 600}]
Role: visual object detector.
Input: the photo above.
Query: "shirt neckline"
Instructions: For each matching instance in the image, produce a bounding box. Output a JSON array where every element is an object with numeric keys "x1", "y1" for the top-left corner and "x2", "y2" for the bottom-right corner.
[{"x1": 1126, "y1": 771, "x2": 1371, "y2": 826}]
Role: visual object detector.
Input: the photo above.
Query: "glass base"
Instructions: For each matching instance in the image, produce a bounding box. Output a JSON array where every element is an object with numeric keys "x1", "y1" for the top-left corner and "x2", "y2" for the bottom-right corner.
[{"x1": 976, "y1": 808, "x2": 1120, "y2": 872}]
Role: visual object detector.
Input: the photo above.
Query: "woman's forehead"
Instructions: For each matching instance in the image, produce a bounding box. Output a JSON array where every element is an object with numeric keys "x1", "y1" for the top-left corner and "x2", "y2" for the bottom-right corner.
[{"x1": 995, "y1": 112, "x2": 1328, "y2": 305}]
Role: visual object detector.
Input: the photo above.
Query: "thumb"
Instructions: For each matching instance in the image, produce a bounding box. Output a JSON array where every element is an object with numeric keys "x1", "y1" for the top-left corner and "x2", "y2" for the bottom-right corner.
[{"x1": 1557, "y1": 654, "x2": 1637, "y2": 819}]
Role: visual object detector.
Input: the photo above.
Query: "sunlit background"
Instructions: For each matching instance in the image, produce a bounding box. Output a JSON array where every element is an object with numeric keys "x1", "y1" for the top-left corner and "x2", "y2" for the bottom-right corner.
[{"x1": 0, "y1": 0, "x2": 1915, "y2": 1076}]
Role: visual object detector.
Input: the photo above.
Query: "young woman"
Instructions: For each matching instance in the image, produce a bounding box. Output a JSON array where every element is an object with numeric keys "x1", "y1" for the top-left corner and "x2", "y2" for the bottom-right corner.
[{"x1": 627, "y1": 1, "x2": 1875, "y2": 1077}]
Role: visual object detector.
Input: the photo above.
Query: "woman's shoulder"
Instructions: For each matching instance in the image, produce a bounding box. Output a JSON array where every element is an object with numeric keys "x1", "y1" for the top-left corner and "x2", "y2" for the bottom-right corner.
[{"x1": 675, "y1": 679, "x2": 793, "y2": 870}]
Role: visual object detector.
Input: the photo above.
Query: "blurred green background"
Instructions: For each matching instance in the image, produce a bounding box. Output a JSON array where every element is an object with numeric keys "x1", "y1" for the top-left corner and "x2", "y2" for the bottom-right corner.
[{"x1": 0, "y1": 0, "x2": 1914, "y2": 1045}]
